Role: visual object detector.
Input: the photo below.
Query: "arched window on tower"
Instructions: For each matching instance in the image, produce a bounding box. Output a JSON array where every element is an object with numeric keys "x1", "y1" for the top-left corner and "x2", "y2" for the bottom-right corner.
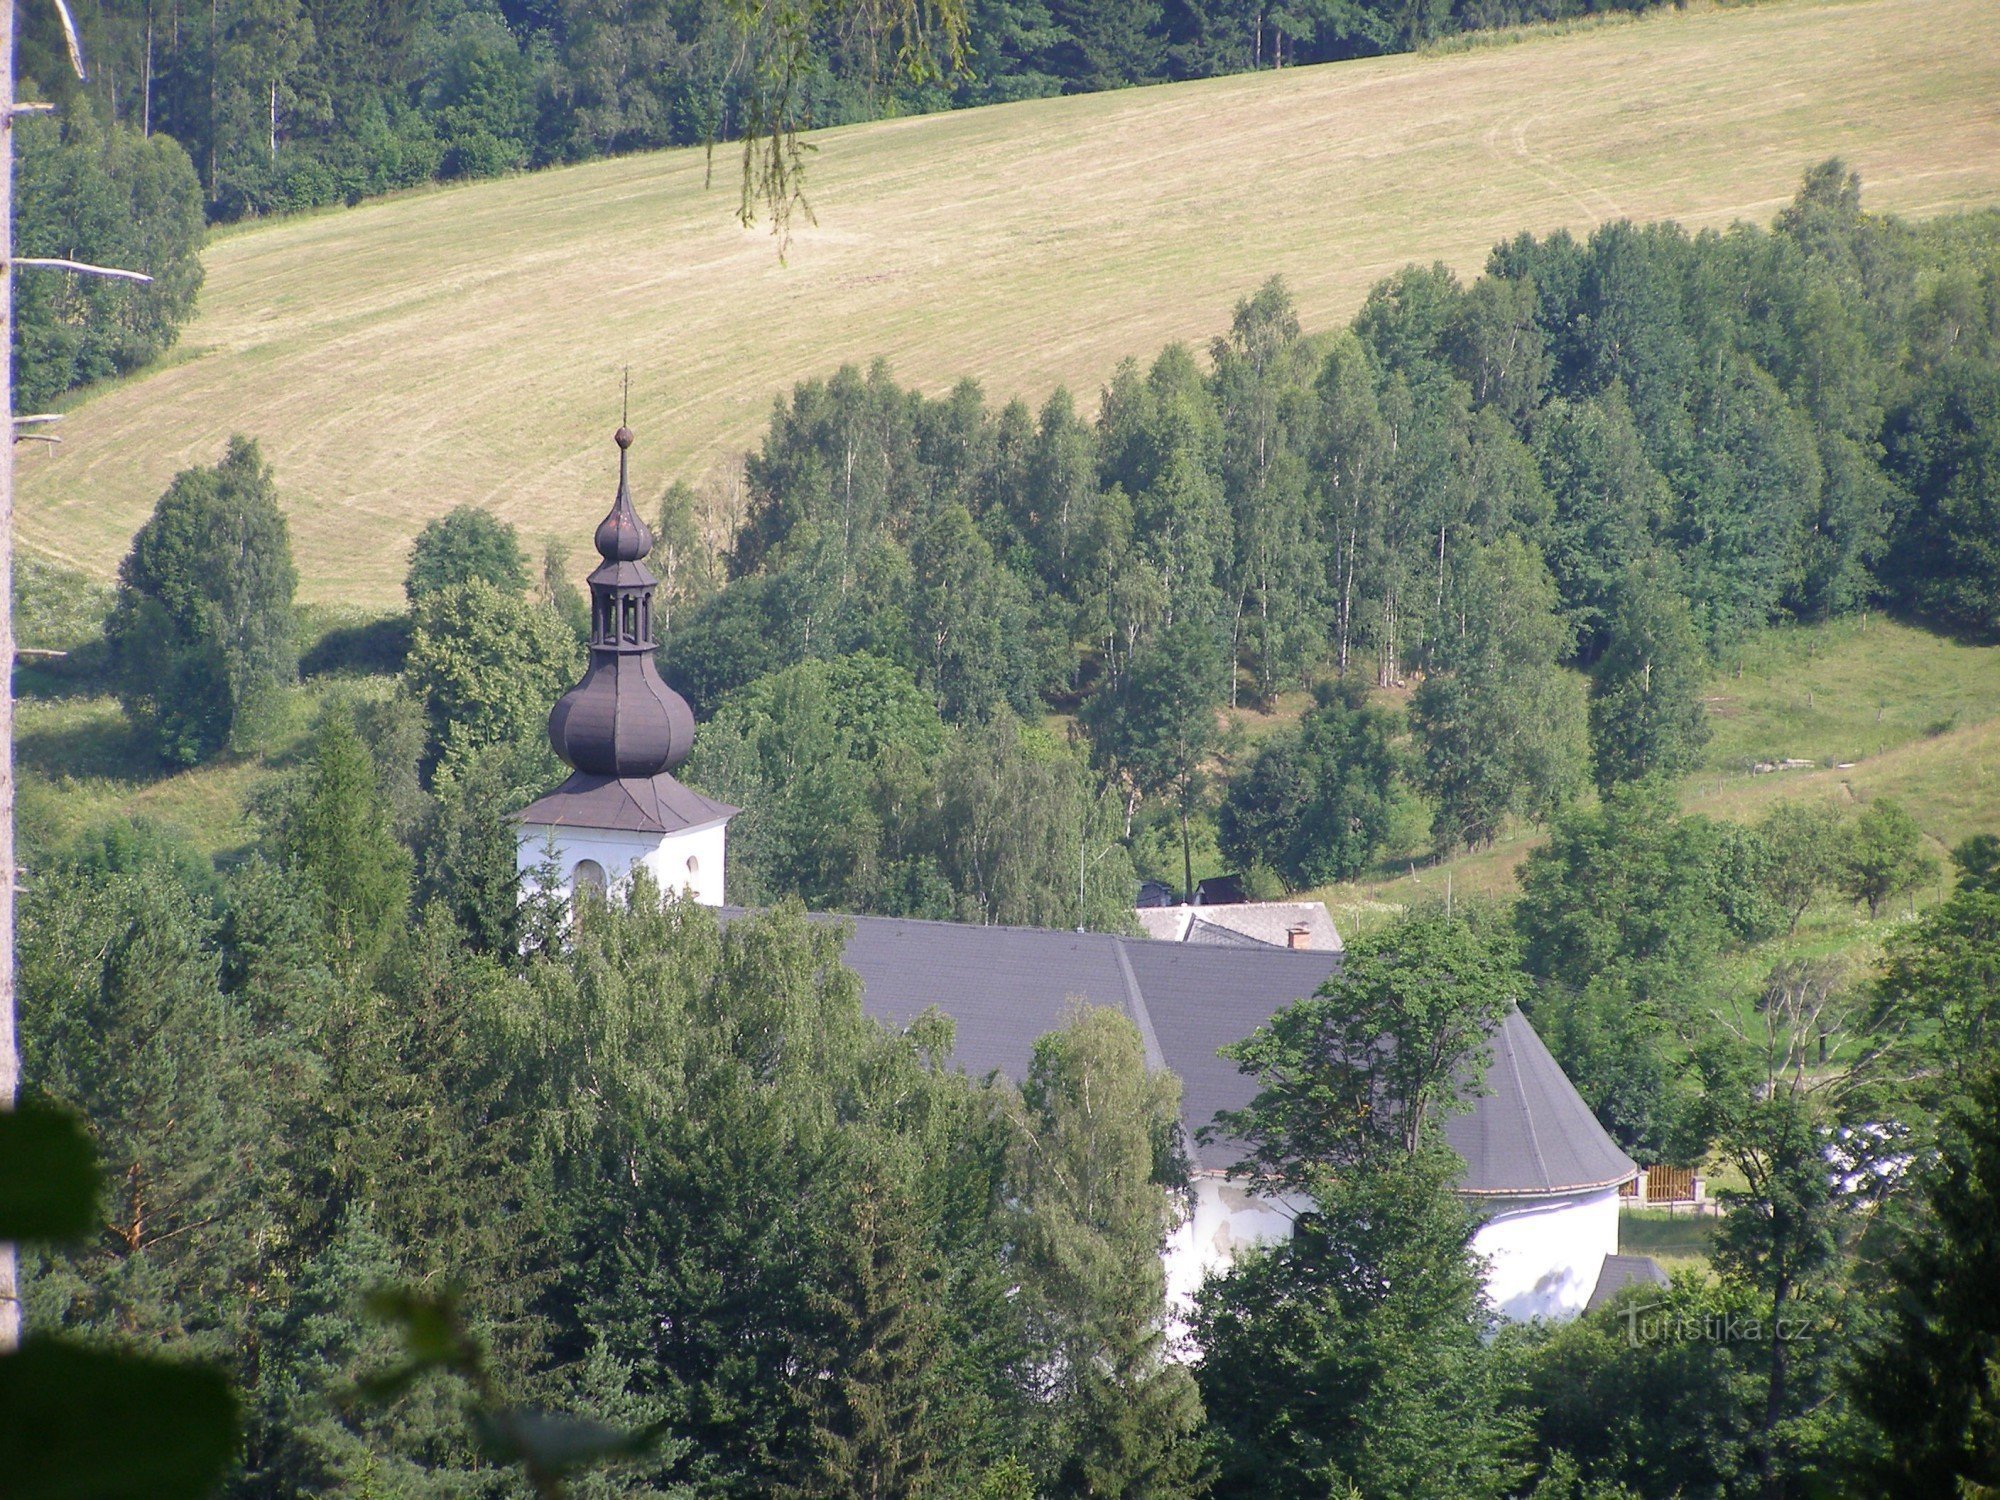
[
  {"x1": 571, "y1": 859, "x2": 607, "y2": 908},
  {"x1": 622, "y1": 597, "x2": 638, "y2": 642}
]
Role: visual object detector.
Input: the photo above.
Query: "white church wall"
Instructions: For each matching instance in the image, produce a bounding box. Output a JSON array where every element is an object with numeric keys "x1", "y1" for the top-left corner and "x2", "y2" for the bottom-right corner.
[
  {"x1": 1164, "y1": 1173, "x2": 1312, "y2": 1326},
  {"x1": 1162, "y1": 1174, "x2": 1620, "y2": 1330},
  {"x1": 517, "y1": 818, "x2": 729, "y2": 907},
  {"x1": 1468, "y1": 1185, "x2": 1621, "y2": 1322}
]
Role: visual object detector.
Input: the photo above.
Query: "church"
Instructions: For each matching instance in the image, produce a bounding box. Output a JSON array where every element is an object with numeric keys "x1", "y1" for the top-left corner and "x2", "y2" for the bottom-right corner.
[{"x1": 514, "y1": 429, "x2": 1642, "y2": 1324}]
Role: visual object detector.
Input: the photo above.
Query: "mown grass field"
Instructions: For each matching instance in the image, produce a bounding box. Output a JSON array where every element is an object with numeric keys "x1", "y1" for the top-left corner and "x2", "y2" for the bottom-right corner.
[{"x1": 19, "y1": 0, "x2": 2000, "y2": 607}]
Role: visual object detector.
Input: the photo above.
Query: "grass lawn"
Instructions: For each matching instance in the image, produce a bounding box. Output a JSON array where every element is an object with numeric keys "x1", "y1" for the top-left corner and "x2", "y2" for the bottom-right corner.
[
  {"x1": 20, "y1": 0, "x2": 2000, "y2": 608},
  {"x1": 1619, "y1": 1208, "x2": 1719, "y2": 1279}
]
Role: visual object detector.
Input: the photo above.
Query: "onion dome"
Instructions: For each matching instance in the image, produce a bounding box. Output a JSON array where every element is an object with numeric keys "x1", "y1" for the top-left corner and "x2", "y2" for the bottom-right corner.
[{"x1": 547, "y1": 428, "x2": 698, "y2": 777}]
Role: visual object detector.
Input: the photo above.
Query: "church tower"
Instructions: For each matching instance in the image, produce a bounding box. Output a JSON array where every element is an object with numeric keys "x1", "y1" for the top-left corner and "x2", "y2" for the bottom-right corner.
[{"x1": 514, "y1": 426, "x2": 735, "y2": 905}]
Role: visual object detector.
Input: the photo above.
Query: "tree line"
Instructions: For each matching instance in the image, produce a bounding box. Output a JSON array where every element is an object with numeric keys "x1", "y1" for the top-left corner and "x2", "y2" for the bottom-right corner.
[
  {"x1": 668, "y1": 167, "x2": 2000, "y2": 880},
  {"x1": 29, "y1": 0, "x2": 1678, "y2": 225}
]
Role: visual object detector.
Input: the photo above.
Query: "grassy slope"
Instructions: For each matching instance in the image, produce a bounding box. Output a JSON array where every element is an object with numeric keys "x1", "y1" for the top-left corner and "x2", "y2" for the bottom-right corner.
[
  {"x1": 20, "y1": 0, "x2": 2000, "y2": 607},
  {"x1": 1305, "y1": 616, "x2": 2000, "y2": 950}
]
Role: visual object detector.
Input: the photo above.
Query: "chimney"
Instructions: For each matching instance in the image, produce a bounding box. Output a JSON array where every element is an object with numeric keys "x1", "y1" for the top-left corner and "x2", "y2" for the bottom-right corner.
[{"x1": 1287, "y1": 924, "x2": 1310, "y2": 950}]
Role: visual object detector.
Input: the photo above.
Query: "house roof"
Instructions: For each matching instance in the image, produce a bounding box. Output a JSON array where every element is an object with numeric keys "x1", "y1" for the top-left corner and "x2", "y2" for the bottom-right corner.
[
  {"x1": 1134, "y1": 900, "x2": 1344, "y2": 952},
  {"x1": 736, "y1": 909, "x2": 1632, "y2": 1196},
  {"x1": 517, "y1": 771, "x2": 736, "y2": 837},
  {"x1": 1584, "y1": 1253, "x2": 1671, "y2": 1313}
]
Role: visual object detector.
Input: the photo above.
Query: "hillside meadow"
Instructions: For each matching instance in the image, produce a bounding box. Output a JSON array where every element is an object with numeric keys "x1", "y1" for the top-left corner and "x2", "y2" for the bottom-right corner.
[
  {"x1": 19, "y1": 0, "x2": 2000, "y2": 607},
  {"x1": 1308, "y1": 618, "x2": 2000, "y2": 943}
]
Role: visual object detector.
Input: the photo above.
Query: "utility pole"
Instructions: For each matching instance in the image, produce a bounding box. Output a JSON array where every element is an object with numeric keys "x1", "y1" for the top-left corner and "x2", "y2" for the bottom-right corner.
[
  {"x1": 2, "y1": 0, "x2": 22, "y2": 1356},
  {"x1": 0, "y1": 0, "x2": 144, "y2": 1354}
]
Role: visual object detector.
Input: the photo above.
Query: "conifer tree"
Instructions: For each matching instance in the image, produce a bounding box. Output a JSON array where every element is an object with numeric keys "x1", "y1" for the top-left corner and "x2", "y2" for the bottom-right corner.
[
  {"x1": 1849, "y1": 1057, "x2": 2000, "y2": 1495},
  {"x1": 276, "y1": 710, "x2": 413, "y2": 977}
]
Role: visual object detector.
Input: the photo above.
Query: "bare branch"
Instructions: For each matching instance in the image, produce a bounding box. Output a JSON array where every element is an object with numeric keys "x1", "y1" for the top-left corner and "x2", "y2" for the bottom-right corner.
[
  {"x1": 13, "y1": 256, "x2": 152, "y2": 283},
  {"x1": 50, "y1": 0, "x2": 86, "y2": 79}
]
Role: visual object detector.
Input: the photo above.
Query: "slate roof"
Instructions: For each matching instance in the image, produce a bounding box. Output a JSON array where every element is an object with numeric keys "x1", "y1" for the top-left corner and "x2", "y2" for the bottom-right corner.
[
  {"x1": 739, "y1": 909, "x2": 1634, "y2": 1196},
  {"x1": 1584, "y1": 1254, "x2": 1671, "y2": 1313},
  {"x1": 1449, "y1": 1006, "x2": 1638, "y2": 1195},
  {"x1": 517, "y1": 771, "x2": 736, "y2": 836}
]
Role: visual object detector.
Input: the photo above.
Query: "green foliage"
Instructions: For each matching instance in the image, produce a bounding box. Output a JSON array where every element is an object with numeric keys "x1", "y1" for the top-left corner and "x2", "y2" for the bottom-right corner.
[
  {"x1": 1589, "y1": 559, "x2": 1711, "y2": 788},
  {"x1": 1214, "y1": 908, "x2": 1518, "y2": 1183},
  {"x1": 1849, "y1": 1056, "x2": 2000, "y2": 1496},
  {"x1": 403, "y1": 579, "x2": 584, "y2": 775},
  {"x1": 1410, "y1": 536, "x2": 1588, "y2": 852},
  {"x1": 0, "y1": 1091, "x2": 236, "y2": 1500},
  {"x1": 403, "y1": 505, "x2": 530, "y2": 604},
  {"x1": 1873, "y1": 884, "x2": 2000, "y2": 1106},
  {"x1": 1218, "y1": 680, "x2": 1403, "y2": 887},
  {"x1": 274, "y1": 710, "x2": 414, "y2": 976},
  {"x1": 107, "y1": 436, "x2": 298, "y2": 765},
  {"x1": 1083, "y1": 619, "x2": 1227, "y2": 899},
  {"x1": 1005, "y1": 1007, "x2": 1208, "y2": 1498},
  {"x1": 0, "y1": 1104, "x2": 98, "y2": 1243},
  {"x1": 1518, "y1": 781, "x2": 1726, "y2": 1003},
  {"x1": 1196, "y1": 1145, "x2": 1518, "y2": 1500},
  {"x1": 1757, "y1": 800, "x2": 1853, "y2": 933},
  {"x1": 1504, "y1": 1278, "x2": 1767, "y2": 1499},
  {"x1": 13, "y1": 102, "x2": 205, "y2": 407},
  {"x1": 544, "y1": 541, "x2": 592, "y2": 643},
  {"x1": 0, "y1": 1340, "x2": 239, "y2": 1500},
  {"x1": 1837, "y1": 796, "x2": 1938, "y2": 918}
]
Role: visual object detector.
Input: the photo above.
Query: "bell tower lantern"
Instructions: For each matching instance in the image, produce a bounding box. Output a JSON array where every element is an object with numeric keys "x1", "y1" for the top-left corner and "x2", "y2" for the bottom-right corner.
[{"x1": 514, "y1": 427, "x2": 735, "y2": 905}]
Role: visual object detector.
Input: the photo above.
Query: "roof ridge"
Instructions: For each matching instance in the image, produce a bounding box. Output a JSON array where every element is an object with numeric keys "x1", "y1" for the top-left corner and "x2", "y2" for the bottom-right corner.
[{"x1": 1503, "y1": 1014, "x2": 1553, "y2": 1190}]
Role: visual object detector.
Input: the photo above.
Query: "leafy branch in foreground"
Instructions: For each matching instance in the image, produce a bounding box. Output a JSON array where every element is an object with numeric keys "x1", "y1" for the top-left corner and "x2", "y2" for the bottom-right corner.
[
  {"x1": 719, "y1": 0, "x2": 970, "y2": 248},
  {"x1": 356, "y1": 1287, "x2": 674, "y2": 1500}
]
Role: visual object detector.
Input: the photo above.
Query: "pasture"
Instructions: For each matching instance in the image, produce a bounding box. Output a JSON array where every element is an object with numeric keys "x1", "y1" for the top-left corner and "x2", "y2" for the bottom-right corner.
[{"x1": 18, "y1": 0, "x2": 2000, "y2": 606}]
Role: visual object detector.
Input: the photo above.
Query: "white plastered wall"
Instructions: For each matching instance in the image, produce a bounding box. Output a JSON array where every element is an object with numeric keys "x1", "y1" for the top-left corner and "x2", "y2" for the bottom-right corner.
[
  {"x1": 516, "y1": 818, "x2": 729, "y2": 908},
  {"x1": 1467, "y1": 1184, "x2": 1621, "y2": 1322},
  {"x1": 1162, "y1": 1173, "x2": 1619, "y2": 1330},
  {"x1": 1163, "y1": 1173, "x2": 1313, "y2": 1330}
]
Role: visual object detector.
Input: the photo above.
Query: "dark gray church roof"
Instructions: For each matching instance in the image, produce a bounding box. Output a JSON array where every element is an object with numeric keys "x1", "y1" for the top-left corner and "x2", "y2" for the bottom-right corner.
[
  {"x1": 1449, "y1": 1006, "x2": 1637, "y2": 1194},
  {"x1": 517, "y1": 771, "x2": 736, "y2": 836},
  {"x1": 1584, "y1": 1253, "x2": 1670, "y2": 1313},
  {"x1": 763, "y1": 910, "x2": 1635, "y2": 1196}
]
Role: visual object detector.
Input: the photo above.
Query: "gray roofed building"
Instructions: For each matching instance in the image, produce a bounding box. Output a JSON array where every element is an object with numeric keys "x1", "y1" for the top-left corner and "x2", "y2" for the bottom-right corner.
[
  {"x1": 518, "y1": 435, "x2": 1638, "y2": 1322},
  {"x1": 773, "y1": 909, "x2": 1629, "y2": 1192},
  {"x1": 1449, "y1": 1005, "x2": 1638, "y2": 1196},
  {"x1": 1584, "y1": 1254, "x2": 1671, "y2": 1314}
]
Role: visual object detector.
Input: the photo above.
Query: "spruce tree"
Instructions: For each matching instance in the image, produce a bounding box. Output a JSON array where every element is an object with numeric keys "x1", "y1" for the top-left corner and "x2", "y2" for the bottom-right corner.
[
  {"x1": 276, "y1": 711, "x2": 413, "y2": 977},
  {"x1": 1850, "y1": 1057, "x2": 2000, "y2": 1495}
]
